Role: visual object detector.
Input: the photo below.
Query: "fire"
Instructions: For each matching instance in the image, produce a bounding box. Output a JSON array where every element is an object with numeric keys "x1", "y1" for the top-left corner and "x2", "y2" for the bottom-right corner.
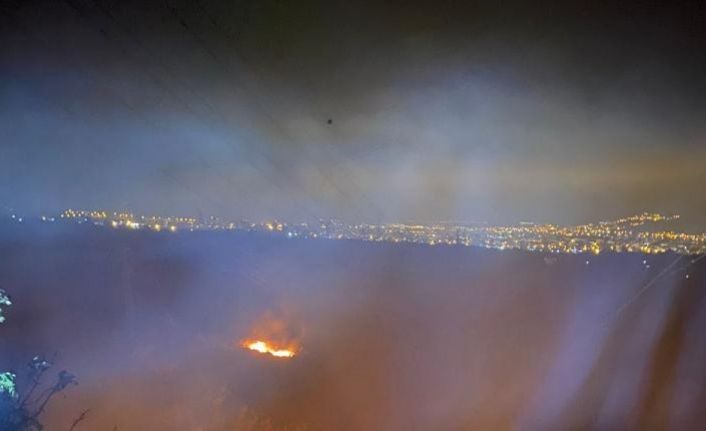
[
  {"x1": 242, "y1": 340, "x2": 297, "y2": 358},
  {"x1": 241, "y1": 311, "x2": 301, "y2": 359}
]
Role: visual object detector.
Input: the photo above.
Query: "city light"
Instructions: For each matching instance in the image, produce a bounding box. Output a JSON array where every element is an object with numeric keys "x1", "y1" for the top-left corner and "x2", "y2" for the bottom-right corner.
[{"x1": 32, "y1": 209, "x2": 706, "y2": 255}]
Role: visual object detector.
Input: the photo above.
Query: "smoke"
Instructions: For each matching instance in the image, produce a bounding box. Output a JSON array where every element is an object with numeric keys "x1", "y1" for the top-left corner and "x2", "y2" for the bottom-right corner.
[
  {"x1": 1, "y1": 0, "x2": 705, "y2": 226},
  {"x1": 1, "y1": 1, "x2": 706, "y2": 428},
  {"x1": 1, "y1": 226, "x2": 704, "y2": 429}
]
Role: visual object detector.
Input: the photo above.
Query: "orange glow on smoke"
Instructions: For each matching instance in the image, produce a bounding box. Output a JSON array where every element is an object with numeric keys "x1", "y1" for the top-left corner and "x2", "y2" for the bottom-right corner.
[{"x1": 242, "y1": 339, "x2": 297, "y2": 358}]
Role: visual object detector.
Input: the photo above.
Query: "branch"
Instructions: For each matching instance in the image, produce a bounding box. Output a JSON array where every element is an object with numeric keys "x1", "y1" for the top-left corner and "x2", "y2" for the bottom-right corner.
[{"x1": 68, "y1": 409, "x2": 90, "y2": 431}]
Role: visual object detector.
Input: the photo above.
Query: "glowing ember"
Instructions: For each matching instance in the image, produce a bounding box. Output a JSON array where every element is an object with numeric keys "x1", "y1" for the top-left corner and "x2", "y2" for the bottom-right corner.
[{"x1": 242, "y1": 340, "x2": 296, "y2": 358}]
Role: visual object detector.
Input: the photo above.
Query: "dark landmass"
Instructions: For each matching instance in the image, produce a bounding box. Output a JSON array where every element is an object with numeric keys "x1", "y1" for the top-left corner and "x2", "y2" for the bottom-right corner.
[{"x1": 0, "y1": 222, "x2": 704, "y2": 430}]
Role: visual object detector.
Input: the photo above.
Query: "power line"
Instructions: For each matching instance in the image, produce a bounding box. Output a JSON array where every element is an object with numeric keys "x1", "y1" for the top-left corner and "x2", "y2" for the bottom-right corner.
[{"x1": 603, "y1": 254, "x2": 687, "y2": 329}]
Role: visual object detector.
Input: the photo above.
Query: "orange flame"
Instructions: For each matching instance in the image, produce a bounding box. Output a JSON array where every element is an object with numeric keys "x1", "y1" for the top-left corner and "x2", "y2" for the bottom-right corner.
[{"x1": 242, "y1": 339, "x2": 297, "y2": 358}]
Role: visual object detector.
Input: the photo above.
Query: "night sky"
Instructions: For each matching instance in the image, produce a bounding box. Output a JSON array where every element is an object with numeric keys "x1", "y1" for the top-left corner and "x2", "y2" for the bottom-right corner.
[{"x1": 1, "y1": 0, "x2": 705, "y2": 226}]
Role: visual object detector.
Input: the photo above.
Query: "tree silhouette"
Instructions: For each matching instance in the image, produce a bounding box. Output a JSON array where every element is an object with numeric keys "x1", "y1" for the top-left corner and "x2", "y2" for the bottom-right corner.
[{"x1": 0, "y1": 289, "x2": 82, "y2": 431}]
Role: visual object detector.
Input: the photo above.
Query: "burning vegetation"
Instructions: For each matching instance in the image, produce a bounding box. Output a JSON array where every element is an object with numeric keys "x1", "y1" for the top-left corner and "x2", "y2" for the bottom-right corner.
[
  {"x1": 240, "y1": 312, "x2": 301, "y2": 359},
  {"x1": 242, "y1": 340, "x2": 297, "y2": 358}
]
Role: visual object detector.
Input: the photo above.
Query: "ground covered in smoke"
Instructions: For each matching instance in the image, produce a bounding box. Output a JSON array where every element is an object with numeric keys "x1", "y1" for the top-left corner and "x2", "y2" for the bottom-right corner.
[{"x1": 1, "y1": 222, "x2": 705, "y2": 430}]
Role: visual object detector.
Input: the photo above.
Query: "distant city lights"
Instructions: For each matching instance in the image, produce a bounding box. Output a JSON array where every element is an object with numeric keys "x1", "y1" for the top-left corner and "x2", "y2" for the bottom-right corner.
[{"x1": 4, "y1": 209, "x2": 706, "y2": 255}]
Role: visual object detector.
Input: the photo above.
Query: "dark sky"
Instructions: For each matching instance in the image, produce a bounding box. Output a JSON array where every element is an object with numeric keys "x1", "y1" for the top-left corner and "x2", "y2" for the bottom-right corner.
[{"x1": 1, "y1": 0, "x2": 705, "y2": 226}]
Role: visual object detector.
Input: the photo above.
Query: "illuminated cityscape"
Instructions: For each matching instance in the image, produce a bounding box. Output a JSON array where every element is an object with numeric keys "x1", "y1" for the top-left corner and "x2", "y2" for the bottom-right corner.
[{"x1": 6, "y1": 209, "x2": 705, "y2": 255}]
